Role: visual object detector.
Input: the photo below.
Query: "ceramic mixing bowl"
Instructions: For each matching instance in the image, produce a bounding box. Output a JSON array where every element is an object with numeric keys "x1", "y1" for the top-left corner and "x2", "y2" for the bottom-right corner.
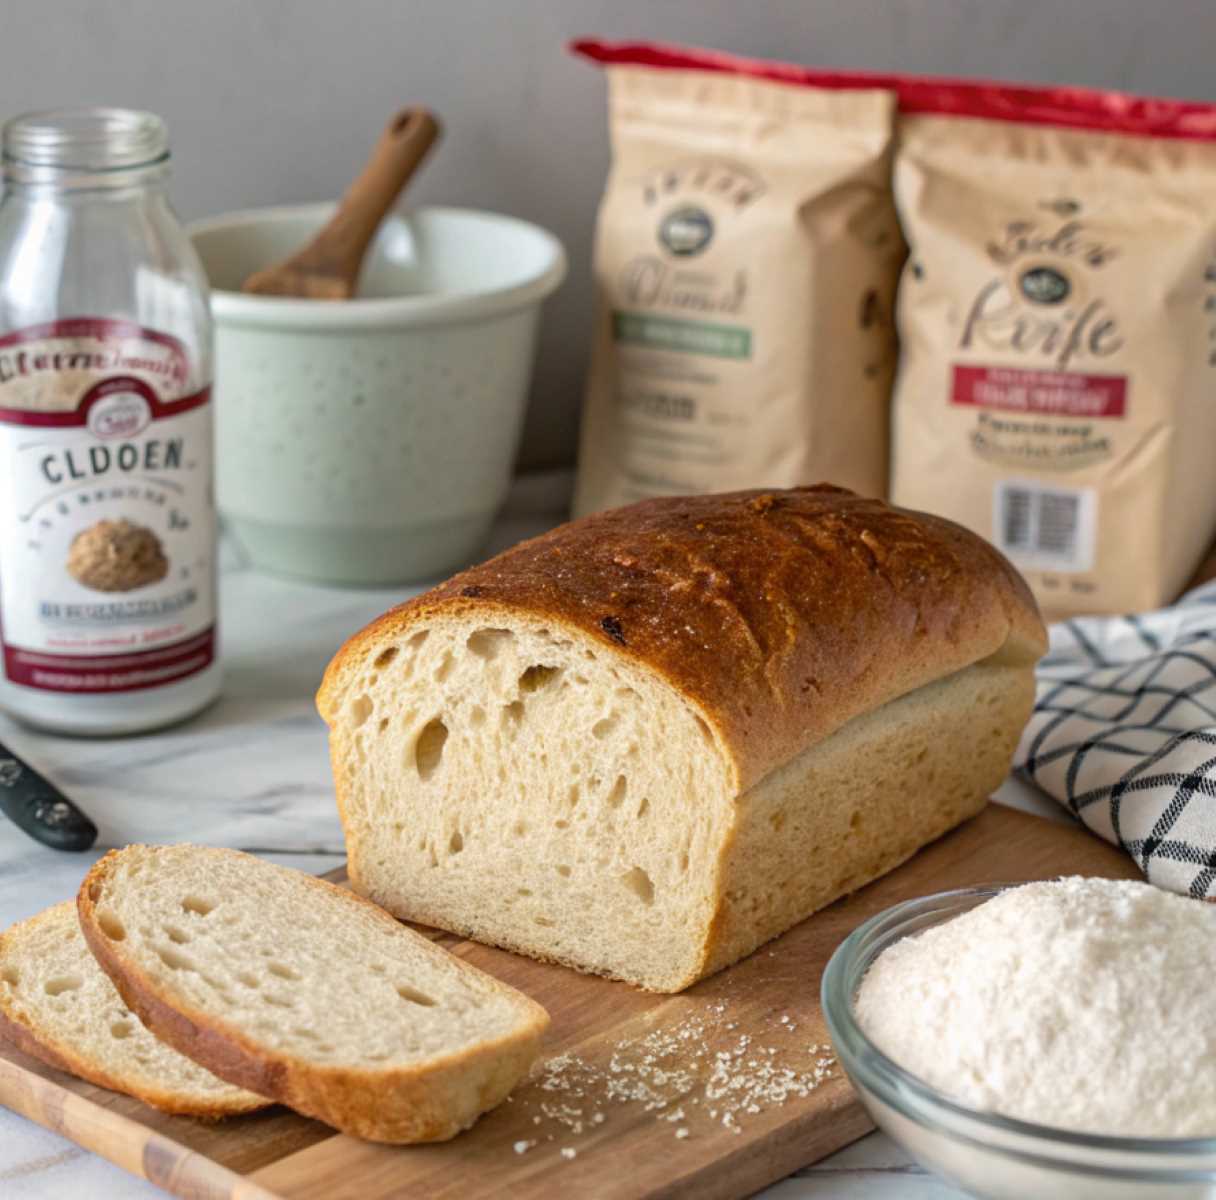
[{"x1": 190, "y1": 204, "x2": 566, "y2": 584}]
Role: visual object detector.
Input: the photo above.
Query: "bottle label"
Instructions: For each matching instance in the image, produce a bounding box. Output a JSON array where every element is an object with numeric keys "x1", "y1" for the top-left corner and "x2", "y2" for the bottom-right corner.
[{"x1": 0, "y1": 319, "x2": 215, "y2": 693}]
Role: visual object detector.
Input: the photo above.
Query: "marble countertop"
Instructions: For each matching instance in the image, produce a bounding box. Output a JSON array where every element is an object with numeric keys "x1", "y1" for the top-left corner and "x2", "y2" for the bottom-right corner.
[{"x1": 0, "y1": 478, "x2": 1063, "y2": 1200}]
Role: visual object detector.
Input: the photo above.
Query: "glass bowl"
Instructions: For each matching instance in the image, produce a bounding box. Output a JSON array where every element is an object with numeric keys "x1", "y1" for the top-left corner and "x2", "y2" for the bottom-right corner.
[{"x1": 821, "y1": 885, "x2": 1216, "y2": 1199}]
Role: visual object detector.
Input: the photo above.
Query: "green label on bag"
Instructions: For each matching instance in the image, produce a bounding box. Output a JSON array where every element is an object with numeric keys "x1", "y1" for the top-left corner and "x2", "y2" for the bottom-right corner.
[{"x1": 612, "y1": 311, "x2": 751, "y2": 359}]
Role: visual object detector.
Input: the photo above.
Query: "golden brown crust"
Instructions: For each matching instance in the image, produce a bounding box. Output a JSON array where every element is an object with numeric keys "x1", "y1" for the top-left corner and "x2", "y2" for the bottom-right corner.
[
  {"x1": 318, "y1": 485, "x2": 1046, "y2": 791},
  {"x1": 77, "y1": 847, "x2": 549, "y2": 1143},
  {"x1": 0, "y1": 906, "x2": 266, "y2": 1119}
]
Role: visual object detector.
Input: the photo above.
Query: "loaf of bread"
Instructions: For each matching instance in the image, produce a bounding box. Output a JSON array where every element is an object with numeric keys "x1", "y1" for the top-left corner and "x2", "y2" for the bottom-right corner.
[{"x1": 318, "y1": 485, "x2": 1046, "y2": 992}]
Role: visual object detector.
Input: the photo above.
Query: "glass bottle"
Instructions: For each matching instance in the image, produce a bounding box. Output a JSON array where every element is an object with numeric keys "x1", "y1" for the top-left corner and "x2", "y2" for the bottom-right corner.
[{"x1": 0, "y1": 108, "x2": 220, "y2": 734}]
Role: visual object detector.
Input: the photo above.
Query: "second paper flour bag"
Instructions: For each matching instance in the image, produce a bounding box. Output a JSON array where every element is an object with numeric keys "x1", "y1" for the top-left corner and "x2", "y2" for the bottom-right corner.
[{"x1": 890, "y1": 81, "x2": 1216, "y2": 616}]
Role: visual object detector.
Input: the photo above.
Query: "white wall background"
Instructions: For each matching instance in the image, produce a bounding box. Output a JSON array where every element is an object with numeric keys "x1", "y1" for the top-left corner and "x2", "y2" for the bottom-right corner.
[{"x1": 3, "y1": 0, "x2": 1213, "y2": 468}]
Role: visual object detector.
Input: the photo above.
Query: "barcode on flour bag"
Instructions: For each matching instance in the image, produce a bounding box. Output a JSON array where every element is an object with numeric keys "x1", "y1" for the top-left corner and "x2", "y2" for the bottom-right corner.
[
  {"x1": 889, "y1": 75, "x2": 1216, "y2": 616},
  {"x1": 994, "y1": 482, "x2": 1095, "y2": 572}
]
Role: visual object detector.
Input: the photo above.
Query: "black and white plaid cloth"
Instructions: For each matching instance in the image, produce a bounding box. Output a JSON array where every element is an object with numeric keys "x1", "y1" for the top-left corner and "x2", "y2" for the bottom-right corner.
[{"x1": 1015, "y1": 581, "x2": 1216, "y2": 900}]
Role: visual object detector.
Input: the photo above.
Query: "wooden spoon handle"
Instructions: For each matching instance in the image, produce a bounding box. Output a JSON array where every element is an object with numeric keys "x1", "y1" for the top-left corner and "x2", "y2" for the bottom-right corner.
[{"x1": 305, "y1": 107, "x2": 441, "y2": 276}]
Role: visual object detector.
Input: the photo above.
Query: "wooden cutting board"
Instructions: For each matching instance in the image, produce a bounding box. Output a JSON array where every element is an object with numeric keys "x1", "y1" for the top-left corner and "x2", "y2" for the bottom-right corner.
[{"x1": 0, "y1": 805, "x2": 1138, "y2": 1200}]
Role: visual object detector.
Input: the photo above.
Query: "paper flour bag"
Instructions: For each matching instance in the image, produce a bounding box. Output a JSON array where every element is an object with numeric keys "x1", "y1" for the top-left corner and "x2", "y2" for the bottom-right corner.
[
  {"x1": 572, "y1": 40, "x2": 902, "y2": 515},
  {"x1": 890, "y1": 81, "x2": 1216, "y2": 616}
]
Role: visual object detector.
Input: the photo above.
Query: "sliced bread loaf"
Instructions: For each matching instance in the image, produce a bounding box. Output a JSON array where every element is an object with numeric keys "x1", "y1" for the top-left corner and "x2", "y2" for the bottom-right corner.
[
  {"x1": 317, "y1": 485, "x2": 1047, "y2": 992},
  {"x1": 0, "y1": 901, "x2": 266, "y2": 1117},
  {"x1": 78, "y1": 845, "x2": 549, "y2": 1143}
]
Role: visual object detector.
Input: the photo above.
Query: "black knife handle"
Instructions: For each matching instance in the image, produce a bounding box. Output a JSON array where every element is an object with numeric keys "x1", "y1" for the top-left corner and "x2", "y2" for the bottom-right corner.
[{"x1": 0, "y1": 746, "x2": 97, "y2": 852}]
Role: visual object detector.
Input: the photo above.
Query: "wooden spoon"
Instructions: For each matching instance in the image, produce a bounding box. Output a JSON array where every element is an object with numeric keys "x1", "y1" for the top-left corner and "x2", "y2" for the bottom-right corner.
[{"x1": 243, "y1": 107, "x2": 441, "y2": 299}]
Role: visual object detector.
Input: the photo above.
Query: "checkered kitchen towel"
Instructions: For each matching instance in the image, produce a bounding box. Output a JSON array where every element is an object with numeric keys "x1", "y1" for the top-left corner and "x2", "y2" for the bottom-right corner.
[{"x1": 1015, "y1": 580, "x2": 1216, "y2": 899}]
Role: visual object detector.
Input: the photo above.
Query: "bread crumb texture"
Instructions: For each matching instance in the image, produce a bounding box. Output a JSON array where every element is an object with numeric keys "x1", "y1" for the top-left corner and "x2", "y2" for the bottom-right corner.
[
  {"x1": 78, "y1": 845, "x2": 547, "y2": 1141},
  {"x1": 856, "y1": 877, "x2": 1216, "y2": 1137},
  {"x1": 0, "y1": 902, "x2": 263, "y2": 1116}
]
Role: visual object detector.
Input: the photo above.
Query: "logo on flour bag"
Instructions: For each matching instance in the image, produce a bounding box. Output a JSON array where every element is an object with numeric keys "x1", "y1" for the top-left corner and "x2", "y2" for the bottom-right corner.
[
  {"x1": 0, "y1": 319, "x2": 215, "y2": 694},
  {"x1": 608, "y1": 159, "x2": 765, "y2": 360},
  {"x1": 658, "y1": 206, "x2": 714, "y2": 256}
]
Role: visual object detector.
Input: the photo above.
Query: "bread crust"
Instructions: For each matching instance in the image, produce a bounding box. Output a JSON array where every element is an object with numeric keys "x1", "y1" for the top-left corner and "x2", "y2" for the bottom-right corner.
[
  {"x1": 77, "y1": 848, "x2": 550, "y2": 1143},
  {"x1": 0, "y1": 904, "x2": 267, "y2": 1119},
  {"x1": 317, "y1": 486, "x2": 1046, "y2": 791}
]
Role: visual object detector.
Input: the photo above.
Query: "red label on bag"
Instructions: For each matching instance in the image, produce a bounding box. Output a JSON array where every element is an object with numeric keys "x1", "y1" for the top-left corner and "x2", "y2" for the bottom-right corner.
[{"x1": 951, "y1": 365, "x2": 1127, "y2": 418}]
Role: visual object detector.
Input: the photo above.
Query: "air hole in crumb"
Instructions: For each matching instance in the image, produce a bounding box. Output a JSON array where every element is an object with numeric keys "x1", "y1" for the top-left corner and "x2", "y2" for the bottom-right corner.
[
  {"x1": 378, "y1": 717, "x2": 389, "y2": 733},
  {"x1": 502, "y1": 700, "x2": 525, "y2": 726},
  {"x1": 434, "y1": 652, "x2": 455, "y2": 683},
  {"x1": 237, "y1": 971, "x2": 259, "y2": 988},
  {"x1": 567, "y1": 785, "x2": 580, "y2": 809},
  {"x1": 414, "y1": 718, "x2": 449, "y2": 780},
  {"x1": 263, "y1": 993, "x2": 294, "y2": 1009},
  {"x1": 44, "y1": 974, "x2": 82, "y2": 996},
  {"x1": 636, "y1": 797, "x2": 650, "y2": 819},
  {"x1": 109, "y1": 1020, "x2": 133, "y2": 1040},
  {"x1": 518, "y1": 887, "x2": 533, "y2": 897},
  {"x1": 396, "y1": 985, "x2": 436, "y2": 1007},
  {"x1": 350, "y1": 695, "x2": 373, "y2": 727},
  {"x1": 606, "y1": 775, "x2": 628, "y2": 807},
  {"x1": 466, "y1": 628, "x2": 513, "y2": 659},
  {"x1": 1, "y1": 966, "x2": 17, "y2": 987},
  {"x1": 513, "y1": 820, "x2": 527, "y2": 837},
  {"x1": 849, "y1": 811, "x2": 863, "y2": 832},
  {"x1": 449, "y1": 830, "x2": 464, "y2": 855},
  {"x1": 470, "y1": 705, "x2": 486, "y2": 727},
  {"x1": 373, "y1": 646, "x2": 399, "y2": 670},
  {"x1": 554, "y1": 819, "x2": 569, "y2": 830},
  {"x1": 408, "y1": 630, "x2": 429, "y2": 651},
  {"x1": 156, "y1": 946, "x2": 193, "y2": 972},
  {"x1": 268, "y1": 961, "x2": 301, "y2": 982},
  {"x1": 556, "y1": 865, "x2": 572, "y2": 878},
  {"x1": 293, "y1": 1026, "x2": 319, "y2": 1040},
  {"x1": 679, "y1": 851, "x2": 690, "y2": 873},
  {"x1": 770, "y1": 810, "x2": 787, "y2": 833},
  {"x1": 165, "y1": 925, "x2": 191, "y2": 945},
  {"x1": 534, "y1": 916, "x2": 555, "y2": 928},
  {"x1": 519, "y1": 664, "x2": 561, "y2": 693},
  {"x1": 592, "y1": 715, "x2": 619, "y2": 740},
  {"x1": 369, "y1": 964, "x2": 386, "y2": 975},
  {"x1": 621, "y1": 867, "x2": 655, "y2": 905},
  {"x1": 96, "y1": 909, "x2": 127, "y2": 941},
  {"x1": 182, "y1": 895, "x2": 215, "y2": 917}
]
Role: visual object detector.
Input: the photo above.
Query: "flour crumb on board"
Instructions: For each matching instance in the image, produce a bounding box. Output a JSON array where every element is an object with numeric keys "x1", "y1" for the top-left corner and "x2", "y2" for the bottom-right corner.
[
  {"x1": 515, "y1": 1005, "x2": 837, "y2": 1152},
  {"x1": 513, "y1": 1139, "x2": 535, "y2": 1155}
]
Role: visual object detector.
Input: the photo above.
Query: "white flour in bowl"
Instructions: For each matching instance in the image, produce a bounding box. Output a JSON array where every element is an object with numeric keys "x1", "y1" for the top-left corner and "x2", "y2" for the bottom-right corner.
[{"x1": 855, "y1": 877, "x2": 1216, "y2": 1137}]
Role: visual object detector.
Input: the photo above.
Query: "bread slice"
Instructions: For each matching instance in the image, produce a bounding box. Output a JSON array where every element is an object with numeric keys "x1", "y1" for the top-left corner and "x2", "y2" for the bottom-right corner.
[
  {"x1": 0, "y1": 902, "x2": 266, "y2": 1117},
  {"x1": 78, "y1": 845, "x2": 548, "y2": 1143},
  {"x1": 318, "y1": 486, "x2": 1047, "y2": 992}
]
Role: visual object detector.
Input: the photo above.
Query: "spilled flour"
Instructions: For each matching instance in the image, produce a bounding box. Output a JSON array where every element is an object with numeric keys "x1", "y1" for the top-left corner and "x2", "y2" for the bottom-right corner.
[{"x1": 509, "y1": 1000, "x2": 837, "y2": 1155}]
